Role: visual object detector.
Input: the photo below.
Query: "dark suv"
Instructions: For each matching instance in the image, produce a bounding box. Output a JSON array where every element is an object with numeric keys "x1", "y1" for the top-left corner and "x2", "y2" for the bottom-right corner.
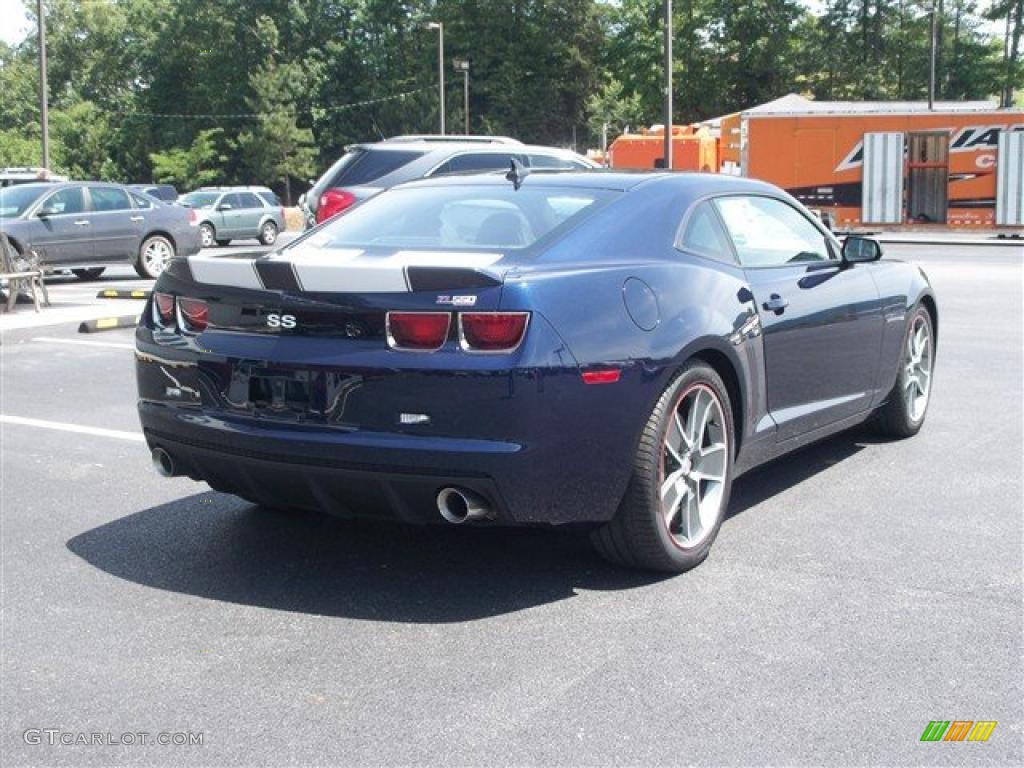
[{"x1": 303, "y1": 136, "x2": 596, "y2": 227}]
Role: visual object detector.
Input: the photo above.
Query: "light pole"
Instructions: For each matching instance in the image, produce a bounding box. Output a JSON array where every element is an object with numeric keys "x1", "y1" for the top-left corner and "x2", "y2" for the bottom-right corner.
[
  {"x1": 426, "y1": 21, "x2": 445, "y2": 135},
  {"x1": 453, "y1": 58, "x2": 469, "y2": 135},
  {"x1": 663, "y1": 0, "x2": 673, "y2": 169},
  {"x1": 37, "y1": 0, "x2": 49, "y2": 170},
  {"x1": 927, "y1": 0, "x2": 936, "y2": 110}
]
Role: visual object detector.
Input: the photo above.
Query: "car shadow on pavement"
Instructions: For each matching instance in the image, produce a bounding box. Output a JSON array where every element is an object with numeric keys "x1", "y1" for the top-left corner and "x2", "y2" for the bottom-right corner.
[
  {"x1": 66, "y1": 494, "x2": 666, "y2": 623},
  {"x1": 726, "y1": 425, "x2": 875, "y2": 519}
]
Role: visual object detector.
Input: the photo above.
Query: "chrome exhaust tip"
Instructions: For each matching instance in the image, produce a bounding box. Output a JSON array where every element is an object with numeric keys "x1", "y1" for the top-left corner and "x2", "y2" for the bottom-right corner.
[
  {"x1": 151, "y1": 446, "x2": 176, "y2": 478},
  {"x1": 437, "y1": 487, "x2": 493, "y2": 524}
]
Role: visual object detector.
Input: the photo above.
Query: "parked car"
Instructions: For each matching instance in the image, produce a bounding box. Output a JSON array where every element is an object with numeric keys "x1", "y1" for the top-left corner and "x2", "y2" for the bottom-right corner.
[
  {"x1": 179, "y1": 187, "x2": 285, "y2": 248},
  {"x1": 0, "y1": 181, "x2": 200, "y2": 279},
  {"x1": 129, "y1": 183, "x2": 178, "y2": 203},
  {"x1": 1, "y1": 167, "x2": 69, "y2": 187},
  {"x1": 136, "y1": 171, "x2": 937, "y2": 572},
  {"x1": 303, "y1": 135, "x2": 597, "y2": 227}
]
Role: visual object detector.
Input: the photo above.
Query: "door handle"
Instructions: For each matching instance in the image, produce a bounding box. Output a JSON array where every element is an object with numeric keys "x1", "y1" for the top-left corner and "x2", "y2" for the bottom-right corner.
[
  {"x1": 130, "y1": 215, "x2": 144, "y2": 222},
  {"x1": 73, "y1": 219, "x2": 90, "y2": 227},
  {"x1": 762, "y1": 294, "x2": 789, "y2": 314}
]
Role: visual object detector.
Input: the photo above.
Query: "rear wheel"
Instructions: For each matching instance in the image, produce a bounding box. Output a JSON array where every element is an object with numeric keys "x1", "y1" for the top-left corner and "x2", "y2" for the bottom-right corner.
[
  {"x1": 71, "y1": 268, "x2": 105, "y2": 280},
  {"x1": 873, "y1": 305, "x2": 934, "y2": 437},
  {"x1": 259, "y1": 220, "x2": 278, "y2": 246},
  {"x1": 591, "y1": 361, "x2": 734, "y2": 573},
  {"x1": 134, "y1": 235, "x2": 175, "y2": 279},
  {"x1": 198, "y1": 223, "x2": 215, "y2": 249}
]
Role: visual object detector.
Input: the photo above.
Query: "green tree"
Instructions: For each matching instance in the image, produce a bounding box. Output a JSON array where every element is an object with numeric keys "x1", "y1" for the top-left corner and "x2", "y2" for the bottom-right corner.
[{"x1": 150, "y1": 128, "x2": 230, "y2": 189}]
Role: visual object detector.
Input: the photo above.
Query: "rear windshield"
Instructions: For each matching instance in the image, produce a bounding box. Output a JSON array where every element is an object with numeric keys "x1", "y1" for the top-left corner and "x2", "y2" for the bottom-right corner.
[
  {"x1": 0, "y1": 185, "x2": 48, "y2": 217},
  {"x1": 329, "y1": 148, "x2": 425, "y2": 187},
  {"x1": 296, "y1": 185, "x2": 615, "y2": 251},
  {"x1": 179, "y1": 191, "x2": 219, "y2": 208}
]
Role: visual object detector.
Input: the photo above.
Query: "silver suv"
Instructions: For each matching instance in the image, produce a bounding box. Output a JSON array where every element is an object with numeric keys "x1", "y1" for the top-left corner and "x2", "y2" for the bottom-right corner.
[
  {"x1": 179, "y1": 187, "x2": 286, "y2": 248},
  {"x1": 304, "y1": 136, "x2": 596, "y2": 227}
]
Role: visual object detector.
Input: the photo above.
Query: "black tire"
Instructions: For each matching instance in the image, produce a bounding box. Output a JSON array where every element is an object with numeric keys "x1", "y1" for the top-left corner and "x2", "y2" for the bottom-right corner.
[
  {"x1": 216, "y1": 239, "x2": 231, "y2": 247},
  {"x1": 198, "y1": 222, "x2": 216, "y2": 249},
  {"x1": 872, "y1": 305, "x2": 935, "y2": 438},
  {"x1": 591, "y1": 361, "x2": 735, "y2": 573},
  {"x1": 134, "y1": 234, "x2": 176, "y2": 279},
  {"x1": 71, "y1": 268, "x2": 105, "y2": 280},
  {"x1": 259, "y1": 220, "x2": 278, "y2": 246}
]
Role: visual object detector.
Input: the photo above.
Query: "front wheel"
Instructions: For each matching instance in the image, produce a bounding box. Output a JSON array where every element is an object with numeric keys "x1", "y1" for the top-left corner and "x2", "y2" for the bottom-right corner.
[
  {"x1": 259, "y1": 220, "x2": 278, "y2": 246},
  {"x1": 872, "y1": 305, "x2": 935, "y2": 437},
  {"x1": 134, "y1": 235, "x2": 176, "y2": 279},
  {"x1": 198, "y1": 223, "x2": 215, "y2": 249},
  {"x1": 591, "y1": 361, "x2": 734, "y2": 573}
]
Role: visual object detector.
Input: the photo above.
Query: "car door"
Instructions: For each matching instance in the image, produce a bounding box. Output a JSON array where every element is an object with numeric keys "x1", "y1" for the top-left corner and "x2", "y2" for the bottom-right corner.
[
  {"x1": 713, "y1": 194, "x2": 884, "y2": 441},
  {"x1": 235, "y1": 192, "x2": 265, "y2": 239},
  {"x1": 87, "y1": 185, "x2": 137, "y2": 260},
  {"x1": 218, "y1": 193, "x2": 246, "y2": 237},
  {"x1": 29, "y1": 185, "x2": 93, "y2": 265}
]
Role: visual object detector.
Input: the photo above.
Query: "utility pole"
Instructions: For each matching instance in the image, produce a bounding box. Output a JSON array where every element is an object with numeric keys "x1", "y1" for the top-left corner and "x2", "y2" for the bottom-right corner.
[
  {"x1": 928, "y1": 0, "x2": 937, "y2": 110},
  {"x1": 426, "y1": 22, "x2": 445, "y2": 135},
  {"x1": 37, "y1": 0, "x2": 49, "y2": 170},
  {"x1": 663, "y1": 0, "x2": 673, "y2": 169},
  {"x1": 454, "y1": 58, "x2": 470, "y2": 134}
]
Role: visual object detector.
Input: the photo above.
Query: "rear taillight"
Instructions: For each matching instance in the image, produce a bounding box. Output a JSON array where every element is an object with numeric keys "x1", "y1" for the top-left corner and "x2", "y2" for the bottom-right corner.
[
  {"x1": 177, "y1": 297, "x2": 209, "y2": 333},
  {"x1": 386, "y1": 312, "x2": 451, "y2": 351},
  {"x1": 459, "y1": 312, "x2": 530, "y2": 352},
  {"x1": 153, "y1": 292, "x2": 175, "y2": 327},
  {"x1": 316, "y1": 188, "x2": 356, "y2": 223},
  {"x1": 187, "y1": 208, "x2": 198, "y2": 226}
]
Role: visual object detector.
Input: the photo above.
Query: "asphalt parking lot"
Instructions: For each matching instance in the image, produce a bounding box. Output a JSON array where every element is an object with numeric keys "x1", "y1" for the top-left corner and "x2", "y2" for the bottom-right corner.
[{"x1": 1, "y1": 241, "x2": 1021, "y2": 766}]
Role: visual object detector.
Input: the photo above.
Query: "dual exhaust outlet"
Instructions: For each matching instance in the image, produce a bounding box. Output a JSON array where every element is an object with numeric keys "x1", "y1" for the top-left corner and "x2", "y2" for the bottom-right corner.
[{"x1": 153, "y1": 447, "x2": 492, "y2": 524}]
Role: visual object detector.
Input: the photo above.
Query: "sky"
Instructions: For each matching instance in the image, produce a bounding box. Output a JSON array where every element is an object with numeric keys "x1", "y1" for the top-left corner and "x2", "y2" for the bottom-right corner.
[
  {"x1": 0, "y1": 1, "x2": 1006, "y2": 48},
  {"x1": 1, "y1": 0, "x2": 33, "y2": 45}
]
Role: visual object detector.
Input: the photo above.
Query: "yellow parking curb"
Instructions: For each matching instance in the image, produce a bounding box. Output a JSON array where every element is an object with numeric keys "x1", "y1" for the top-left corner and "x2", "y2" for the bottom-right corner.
[
  {"x1": 97, "y1": 289, "x2": 150, "y2": 299},
  {"x1": 78, "y1": 315, "x2": 139, "y2": 333}
]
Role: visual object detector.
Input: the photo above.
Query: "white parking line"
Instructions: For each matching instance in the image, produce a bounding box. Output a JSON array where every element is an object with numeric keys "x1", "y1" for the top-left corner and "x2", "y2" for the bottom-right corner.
[
  {"x1": 33, "y1": 337, "x2": 135, "y2": 350},
  {"x1": 0, "y1": 414, "x2": 145, "y2": 442}
]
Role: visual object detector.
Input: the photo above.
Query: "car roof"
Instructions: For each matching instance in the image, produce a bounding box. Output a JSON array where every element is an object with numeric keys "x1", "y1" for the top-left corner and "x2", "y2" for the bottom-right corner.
[
  {"x1": 346, "y1": 140, "x2": 581, "y2": 156},
  {"x1": 391, "y1": 170, "x2": 782, "y2": 195}
]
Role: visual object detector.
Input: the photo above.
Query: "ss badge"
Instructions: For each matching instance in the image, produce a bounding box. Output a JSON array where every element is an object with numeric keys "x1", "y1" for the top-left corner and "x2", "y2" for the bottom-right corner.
[{"x1": 266, "y1": 313, "x2": 297, "y2": 329}]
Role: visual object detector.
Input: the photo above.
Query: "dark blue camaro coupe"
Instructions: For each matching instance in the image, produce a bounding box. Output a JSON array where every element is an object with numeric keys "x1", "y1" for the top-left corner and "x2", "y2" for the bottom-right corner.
[{"x1": 136, "y1": 171, "x2": 937, "y2": 572}]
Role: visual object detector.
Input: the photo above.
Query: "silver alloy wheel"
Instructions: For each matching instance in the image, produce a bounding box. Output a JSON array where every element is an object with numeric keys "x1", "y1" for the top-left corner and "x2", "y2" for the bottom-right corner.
[
  {"x1": 904, "y1": 313, "x2": 933, "y2": 422},
  {"x1": 199, "y1": 224, "x2": 214, "y2": 248},
  {"x1": 660, "y1": 383, "x2": 729, "y2": 549},
  {"x1": 261, "y1": 221, "x2": 277, "y2": 244},
  {"x1": 142, "y1": 237, "x2": 173, "y2": 276}
]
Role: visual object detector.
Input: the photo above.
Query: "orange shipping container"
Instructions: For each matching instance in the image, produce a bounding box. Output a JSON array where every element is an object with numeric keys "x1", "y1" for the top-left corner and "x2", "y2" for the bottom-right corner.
[{"x1": 609, "y1": 126, "x2": 719, "y2": 172}]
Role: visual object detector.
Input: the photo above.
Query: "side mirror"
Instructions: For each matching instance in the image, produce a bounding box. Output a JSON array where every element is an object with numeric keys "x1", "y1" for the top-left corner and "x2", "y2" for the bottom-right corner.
[
  {"x1": 217, "y1": 203, "x2": 233, "y2": 211},
  {"x1": 36, "y1": 206, "x2": 58, "y2": 218},
  {"x1": 842, "y1": 236, "x2": 882, "y2": 264}
]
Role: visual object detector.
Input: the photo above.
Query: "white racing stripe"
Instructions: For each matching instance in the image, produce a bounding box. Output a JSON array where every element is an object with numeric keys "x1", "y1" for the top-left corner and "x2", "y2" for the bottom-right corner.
[
  {"x1": 188, "y1": 248, "x2": 505, "y2": 292},
  {"x1": 33, "y1": 336, "x2": 135, "y2": 350},
  {"x1": 0, "y1": 414, "x2": 145, "y2": 442},
  {"x1": 188, "y1": 254, "x2": 263, "y2": 289}
]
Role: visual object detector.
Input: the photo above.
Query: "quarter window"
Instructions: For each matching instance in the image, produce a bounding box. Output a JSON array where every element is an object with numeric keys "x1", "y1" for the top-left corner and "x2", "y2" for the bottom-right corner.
[
  {"x1": 714, "y1": 196, "x2": 832, "y2": 268},
  {"x1": 679, "y1": 201, "x2": 733, "y2": 262}
]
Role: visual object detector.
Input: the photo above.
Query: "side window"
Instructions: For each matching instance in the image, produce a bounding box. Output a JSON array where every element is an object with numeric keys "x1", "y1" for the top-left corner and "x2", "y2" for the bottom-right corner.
[
  {"x1": 90, "y1": 186, "x2": 131, "y2": 212},
  {"x1": 221, "y1": 193, "x2": 241, "y2": 209},
  {"x1": 713, "y1": 196, "x2": 833, "y2": 268},
  {"x1": 42, "y1": 186, "x2": 85, "y2": 215},
  {"x1": 528, "y1": 154, "x2": 577, "y2": 170},
  {"x1": 129, "y1": 191, "x2": 154, "y2": 209},
  {"x1": 433, "y1": 152, "x2": 517, "y2": 176},
  {"x1": 237, "y1": 192, "x2": 263, "y2": 209},
  {"x1": 679, "y1": 201, "x2": 734, "y2": 263}
]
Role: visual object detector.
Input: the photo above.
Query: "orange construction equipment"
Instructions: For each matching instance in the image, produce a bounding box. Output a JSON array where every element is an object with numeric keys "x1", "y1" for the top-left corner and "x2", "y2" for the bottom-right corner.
[
  {"x1": 608, "y1": 125, "x2": 719, "y2": 172},
  {"x1": 718, "y1": 94, "x2": 1024, "y2": 229}
]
